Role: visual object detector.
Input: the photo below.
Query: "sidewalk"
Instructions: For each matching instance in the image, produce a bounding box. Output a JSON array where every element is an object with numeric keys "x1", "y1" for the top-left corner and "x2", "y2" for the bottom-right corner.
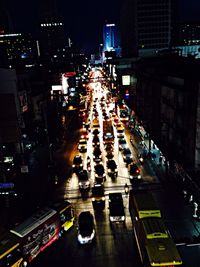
[{"x1": 130, "y1": 127, "x2": 200, "y2": 247}]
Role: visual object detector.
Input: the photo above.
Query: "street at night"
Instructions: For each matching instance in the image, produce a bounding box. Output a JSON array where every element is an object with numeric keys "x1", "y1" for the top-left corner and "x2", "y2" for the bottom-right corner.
[{"x1": 1, "y1": 1, "x2": 200, "y2": 267}]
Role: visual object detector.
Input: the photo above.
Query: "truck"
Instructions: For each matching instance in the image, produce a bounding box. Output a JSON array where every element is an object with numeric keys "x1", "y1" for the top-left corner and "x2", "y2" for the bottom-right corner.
[
  {"x1": 103, "y1": 119, "x2": 114, "y2": 145},
  {"x1": 108, "y1": 193, "x2": 125, "y2": 225}
]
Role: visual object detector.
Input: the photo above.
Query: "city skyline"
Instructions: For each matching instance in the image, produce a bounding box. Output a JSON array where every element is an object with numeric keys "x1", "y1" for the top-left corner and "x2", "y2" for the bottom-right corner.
[{"x1": 1, "y1": 0, "x2": 200, "y2": 54}]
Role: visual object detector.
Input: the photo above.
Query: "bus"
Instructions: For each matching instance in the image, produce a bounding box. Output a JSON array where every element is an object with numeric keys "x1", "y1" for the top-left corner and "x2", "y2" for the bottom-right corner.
[
  {"x1": 129, "y1": 190, "x2": 182, "y2": 267},
  {"x1": 103, "y1": 119, "x2": 114, "y2": 145},
  {"x1": 0, "y1": 201, "x2": 74, "y2": 267}
]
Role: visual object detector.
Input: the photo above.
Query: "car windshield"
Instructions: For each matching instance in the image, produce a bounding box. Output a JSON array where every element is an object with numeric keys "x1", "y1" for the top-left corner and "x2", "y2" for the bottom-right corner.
[
  {"x1": 95, "y1": 165, "x2": 104, "y2": 174},
  {"x1": 79, "y1": 171, "x2": 88, "y2": 180},
  {"x1": 108, "y1": 160, "x2": 116, "y2": 168},
  {"x1": 92, "y1": 186, "x2": 104, "y2": 196},
  {"x1": 119, "y1": 139, "x2": 126, "y2": 144},
  {"x1": 79, "y1": 140, "x2": 87, "y2": 145}
]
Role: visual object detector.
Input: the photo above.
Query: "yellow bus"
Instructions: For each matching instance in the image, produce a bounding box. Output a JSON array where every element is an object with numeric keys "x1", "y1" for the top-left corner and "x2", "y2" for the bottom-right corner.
[
  {"x1": 0, "y1": 201, "x2": 74, "y2": 267},
  {"x1": 0, "y1": 228, "x2": 23, "y2": 267},
  {"x1": 129, "y1": 190, "x2": 182, "y2": 266}
]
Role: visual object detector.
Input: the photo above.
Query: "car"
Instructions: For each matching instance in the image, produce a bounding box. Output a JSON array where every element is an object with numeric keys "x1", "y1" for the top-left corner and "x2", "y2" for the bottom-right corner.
[
  {"x1": 92, "y1": 135, "x2": 100, "y2": 147},
  {"x1": 117, "y1": 127, "x2": 125, "y2": 139},
  {"x1": 93, "y1": 118, "x2": 100, "y2": 128},
  {"x1": 118, "y1": 138, "x2": 127, "y2": 151},
  {"x1": 107, "y1": 159, "x2": 118, "y2": 177},
  {"x1": 92, "y1": 184, "x2": 105, "y2": 210},
  {"x1": 122, "y1": 148, "x2": 133, "y2": 164},
  {"x1": 92, "y1": 129, "x2": 100, "y2": 136},
  {"x1": 78, "y1": 170, "x2": 90, "y2": 190},
  {"x1": 78, "y1": 139, "x2": 87, "y2": 153},
  {"x1": 128, "y1": 163, "x2": 141, "y2": 182},
  {"x1": 108, "y1": 193, "x2": 125, "y2": 224},
  {"x1": 94, "y1": 164, "x2": 106, "y2": 184},
  {"x1": 80, "y1": 128, "x2": 89, "y2": 139},
  {"x1": 106, "y1": 151, "x2": 114, "y2": 160},
  {"x1": 104, "y1": 143, "x2": 114, "y2": 153},
  {"x1": 93, "y1": 147, "x2": 102, "y2": 163},
  {"x1": 72, "y1": 155, "x2": 83, "y2": 173},
  {"x1": 77, "y1": 211, "x2": 95, "y2": 245}
]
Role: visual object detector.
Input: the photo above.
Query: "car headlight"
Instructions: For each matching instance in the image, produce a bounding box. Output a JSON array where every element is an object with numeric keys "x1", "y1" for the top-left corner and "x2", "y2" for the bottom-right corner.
[
  {"x1": 72, "y1": 164, "x2": 75, "y2": 167},
  {"x1": 86, "y1": 181, "x2": 90, "y2": 185},
  {"x1": 102, "y1": 197, "x2": 105, "y2": 201},
  {"x1": 121, "y1": 216, "x2": 125, "y2": 221},
  {"x1": 130, "y1": 175, "x2": 133, "y2": 178},
  {"x1": 115, "y1": 169, "x2": 117, "y2": 172},
  {"x1": 138, "y1": 175, "x2": 142, "y2": 179},
  {"x1": 108, "y1": 169, "x2": 111, "y2": 173},
  {"x1": 92, "y1": 197, "x2": 95, "y2": 201},
  {"x1": 80, "y1": 164, "x2": 83, "y2": 167},
  {"x1": 110, "y1": 216, "x2": 115, "y2": 221}
]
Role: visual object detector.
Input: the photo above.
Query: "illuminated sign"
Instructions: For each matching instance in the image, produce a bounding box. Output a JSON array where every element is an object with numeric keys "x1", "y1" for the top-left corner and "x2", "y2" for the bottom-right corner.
[
  {"x1": 122, "y1": 75, "x2": 130, "y2": 86},
  {"x1": 64, "y1": 72, "x2": 76, "y2": 77},
  {"x1": 0, "y1": 183, "x2": 14, "y2": 189}
]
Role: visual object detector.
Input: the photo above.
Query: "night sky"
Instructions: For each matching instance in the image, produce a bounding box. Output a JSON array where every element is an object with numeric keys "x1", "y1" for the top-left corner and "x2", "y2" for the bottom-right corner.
[{"x1": 2, "y1": 0, "x2": 200, "y2": 54}]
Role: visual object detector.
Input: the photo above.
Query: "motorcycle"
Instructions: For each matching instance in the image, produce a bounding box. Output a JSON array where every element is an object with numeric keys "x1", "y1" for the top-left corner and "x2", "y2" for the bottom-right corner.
[
  {"x1": 138, "y1": 155, "x2": 144, "y2": 165},
  {"x1": 124, "y1": 183, "x2": 129, "y2": 195},
  {"x1": 87, "y1": 162, "x2": 91, "y2": 172}
]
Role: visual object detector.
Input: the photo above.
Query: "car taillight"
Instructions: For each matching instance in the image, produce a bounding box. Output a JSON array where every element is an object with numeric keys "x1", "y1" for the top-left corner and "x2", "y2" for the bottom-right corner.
[{"x1": 136, "y1": 169, "x2": 140, "y2": 173}]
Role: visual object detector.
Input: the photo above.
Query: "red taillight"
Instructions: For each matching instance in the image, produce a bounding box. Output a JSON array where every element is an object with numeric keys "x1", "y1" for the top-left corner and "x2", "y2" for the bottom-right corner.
[{"x1": 136, "y1": 169, "x2": 140, "y2": 173}]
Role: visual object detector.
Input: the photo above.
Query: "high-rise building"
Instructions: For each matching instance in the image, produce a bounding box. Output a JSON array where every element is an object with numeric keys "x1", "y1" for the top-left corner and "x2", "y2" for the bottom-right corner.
[
  {"x1": 120, "y1": 0, "x2": 176, "y2": 57},
  {"x1": 39, "y1": 0, "x2": 66, "y2": 61},
  {"x1": 0, "y1": 33, "x2": 37, "y2": 67},
  {"x1": 103, "y1": 23, "x2": 121, "y2": 58}
]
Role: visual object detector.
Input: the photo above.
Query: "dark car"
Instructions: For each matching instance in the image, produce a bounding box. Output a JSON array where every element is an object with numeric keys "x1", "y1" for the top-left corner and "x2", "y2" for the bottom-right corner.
[
  {"x1": 122, "y1": 148, "x2": 133, "y2": 164},
  {"x1": 92, "y1": 129, "x2": 100, "y2": 136},
  {"x1": 128, "y1": 163, "x2": 141, "y2": 183},
  {"x1": 72, "y1": 155, "x2": 83, "y2": 173},
  {"x1": 77, "y1": 211, "x2": 95, "y2": 245},
  {"x1": 92, "y1": 184, "x2": 105, "y2": 210},
  {"x1": 92, "y1": 136, "x2": 100, "y2": 147},
  {"x1": 106, "y1": 151, "x2": 114, "y2": 160},
  {"x1": 78, "y1": 170, "x2": 90, "y2": 190},
  {"x1": 94, "y1": 164, "x2": 106, "y2": 184},
  {"x1": 107, "y1": 159, "x2": 118, "y2": 177},
  {"x1": 108, "y1": 193, "x2": 125, "y2": 224},
  {"x1": 118, "y1": 138, "x2": 127, "y2": 151},
  {"x1": 93, "y1": 147, "x2": 102, "y2": 163}
]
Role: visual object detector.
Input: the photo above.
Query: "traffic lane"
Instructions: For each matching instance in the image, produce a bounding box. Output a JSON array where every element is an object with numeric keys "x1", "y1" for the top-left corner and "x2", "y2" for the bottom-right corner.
[{"x1": 30, "y1": 199, "x2": 142, "y2": 267}]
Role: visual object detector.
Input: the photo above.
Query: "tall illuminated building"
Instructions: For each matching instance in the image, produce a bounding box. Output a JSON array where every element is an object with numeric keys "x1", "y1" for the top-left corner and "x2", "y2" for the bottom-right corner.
[{"x1": 103, "y1": 23, "x2": 121, "y2": 58}]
